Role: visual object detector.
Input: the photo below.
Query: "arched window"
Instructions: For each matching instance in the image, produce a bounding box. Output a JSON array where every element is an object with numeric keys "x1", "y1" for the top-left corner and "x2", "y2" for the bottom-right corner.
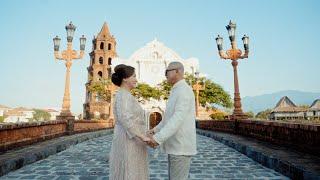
[
  {"x1": 108, "y1": 57, "x2": 112, "y2": 65},
  {"x1": 98, "y1": 71, "x2": 103, "y2": 78},
  {"x1": 149, "y1": 112, "x2": 162, "y2": 129},
  {"x1": 108, "y1": 43, "x2": 112, "y2": 50},
  {"x1": 100, "y1": 42, "x2": 104, "y2": 50},
  {"x1": 99, "y1": 57, "x2": 103, "y2": 64}
]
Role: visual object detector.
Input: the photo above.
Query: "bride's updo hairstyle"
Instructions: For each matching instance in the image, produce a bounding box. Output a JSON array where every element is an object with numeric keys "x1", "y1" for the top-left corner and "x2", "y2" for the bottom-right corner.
[{"x1": 111, "y1": 64, "x2": 135, "y2": 87}]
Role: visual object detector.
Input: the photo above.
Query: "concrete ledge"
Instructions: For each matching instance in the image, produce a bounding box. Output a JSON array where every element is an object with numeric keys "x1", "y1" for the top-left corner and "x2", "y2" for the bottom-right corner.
[
  {"x1": 0, "y1": 129, "x2": 113, "y2": 177},
  {"x1": 197, "y1": 129, "x2": 320, "y2": 180}
]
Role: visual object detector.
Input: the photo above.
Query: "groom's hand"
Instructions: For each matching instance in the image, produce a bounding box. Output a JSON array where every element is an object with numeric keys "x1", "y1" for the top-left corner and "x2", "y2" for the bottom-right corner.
[
  {"x1": 147, "y1": 136, "x2": 159, "y2": 149},
  {"x1": 138, "y1": 135, "x2": 158, "y2": 148}
]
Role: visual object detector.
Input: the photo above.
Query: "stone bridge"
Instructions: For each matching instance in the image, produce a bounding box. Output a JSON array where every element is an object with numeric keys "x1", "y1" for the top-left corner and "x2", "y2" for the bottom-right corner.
[{"x1": 0, "y1": 119, "x2": 319, "y2": 179}]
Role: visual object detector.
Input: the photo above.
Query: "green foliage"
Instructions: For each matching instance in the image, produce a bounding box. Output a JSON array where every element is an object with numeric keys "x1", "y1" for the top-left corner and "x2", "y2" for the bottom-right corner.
[
  {"x1": 132, "y1": 83, "x2": 162, "y2": 102},
  {"x1": 86, "y1": 73, "x2": 232, "y2": 110},
  {"x1": 157, "y1": 81, "x2": 172, "y2": 100},
  {"x1": 87, "y1": 79, "x2": 111, "y2": 102},
  {"x1": 0, "y1": 116, "x2": 4, "y2": 123},
  {"x1": 298, "y1": 104, "x2": 309, "y2": 109},
  {"x1": 256, "y1": 109, "x2": 272, "y2": 120},
  {"x1": 186, "y1": 73, "x2": 232, "y2": 108},
  {"x1": 33, "y1": 109, "x2": 51, "y2": 121},
  {"x1": 210, "y1": 111, "x2": 226, "y2": 120},
  {"x1": 158, "y1": 73, "x2": 233, "y2": 109},
  {"x1": 245, "y1": 111, "x2": 255, "y2": 118}
]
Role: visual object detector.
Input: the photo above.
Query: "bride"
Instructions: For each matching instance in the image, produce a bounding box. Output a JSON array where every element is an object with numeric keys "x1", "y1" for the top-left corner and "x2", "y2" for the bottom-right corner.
[{"x1": 109, "y1": 64, "x2": 150, "y2": 180}]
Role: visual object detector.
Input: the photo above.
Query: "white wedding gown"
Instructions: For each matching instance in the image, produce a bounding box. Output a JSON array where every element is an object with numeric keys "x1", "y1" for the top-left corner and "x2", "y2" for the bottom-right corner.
[{"x1": 109, "y1": 88, "x2": 149, "y2": 180}]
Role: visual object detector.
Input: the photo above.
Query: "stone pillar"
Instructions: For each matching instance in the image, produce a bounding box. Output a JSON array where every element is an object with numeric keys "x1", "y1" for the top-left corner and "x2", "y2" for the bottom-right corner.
[{"x1": 56, "y1": 115, "x2": 75, "y2": 135}]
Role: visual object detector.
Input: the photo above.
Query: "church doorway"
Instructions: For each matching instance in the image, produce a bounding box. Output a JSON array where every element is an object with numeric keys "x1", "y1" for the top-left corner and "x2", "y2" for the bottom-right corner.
[{"x1": 149, "y1": 112, "x2": 162, "y2": 129}]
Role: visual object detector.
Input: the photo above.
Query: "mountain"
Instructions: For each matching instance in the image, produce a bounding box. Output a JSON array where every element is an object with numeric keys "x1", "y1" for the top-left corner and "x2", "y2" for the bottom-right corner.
[{"x1": 242, "y1": 90, "x2": 320, "y2": 113}]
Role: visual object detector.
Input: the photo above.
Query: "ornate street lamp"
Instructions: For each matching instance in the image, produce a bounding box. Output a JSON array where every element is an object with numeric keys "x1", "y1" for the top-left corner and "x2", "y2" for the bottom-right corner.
[
  {"x1": 53, "y1": 22, "x2": 86, "y2": 121},
  {"x1": 215, "y1": 20, "x2": 250, "y2": 120}
]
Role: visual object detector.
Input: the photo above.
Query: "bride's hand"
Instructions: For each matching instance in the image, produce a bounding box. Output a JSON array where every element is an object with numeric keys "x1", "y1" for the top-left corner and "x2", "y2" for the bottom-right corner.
[{"x1": 138, "y1": 135, "x2": 151, "y2": 143}]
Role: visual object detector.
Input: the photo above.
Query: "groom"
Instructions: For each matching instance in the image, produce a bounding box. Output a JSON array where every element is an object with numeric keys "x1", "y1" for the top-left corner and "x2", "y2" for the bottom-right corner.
[{"x1": 147, "y1": 61, "x2": 197, "y2": 180}]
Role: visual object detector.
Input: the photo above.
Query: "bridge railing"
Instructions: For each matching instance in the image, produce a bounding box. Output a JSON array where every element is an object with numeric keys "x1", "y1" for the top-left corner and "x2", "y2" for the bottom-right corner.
[
  {"x1": 196, "y1": 119, "x2": 320, "y2": 156},
  {"x1": 0, "y1": 119, "x2": 114, "y2": 153}
]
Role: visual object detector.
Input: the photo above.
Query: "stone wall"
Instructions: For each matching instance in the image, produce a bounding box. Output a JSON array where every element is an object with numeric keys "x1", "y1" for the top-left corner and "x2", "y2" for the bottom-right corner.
[
  {"x1": 196, "y1": 119, "x2": 320, "y2": 156},
  {"x1": 74, "y1": 119, "x2": 114, "y2": 133},
  {"x1": 196, "y1": 120, "x2": 235, "y2": 133},
  {"x1": 0, "y1": 119, "x2": 114, "y2": 153}
]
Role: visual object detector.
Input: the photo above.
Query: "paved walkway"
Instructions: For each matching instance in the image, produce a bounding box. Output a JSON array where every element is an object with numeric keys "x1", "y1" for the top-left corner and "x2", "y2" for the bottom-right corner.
[{"x1": 1, "y1": 134, "x2": 288, "y2": 180}]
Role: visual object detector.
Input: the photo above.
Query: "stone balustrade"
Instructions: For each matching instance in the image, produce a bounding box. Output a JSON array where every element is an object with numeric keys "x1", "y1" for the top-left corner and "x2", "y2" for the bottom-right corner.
[
  {"x1": 196, "y1": 119, "x2": 320, "y2": 156},
  {"x1": 0, "y1": 119, "x2": 114, "y2": 153}
]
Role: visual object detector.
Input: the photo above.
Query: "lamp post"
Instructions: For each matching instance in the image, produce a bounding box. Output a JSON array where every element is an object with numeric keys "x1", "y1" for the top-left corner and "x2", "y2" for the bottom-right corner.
[
  {"x1": 53, "y1": 22, "x2": 86, "y2": 119},
  {"x1": 193, "y1": 71, "x2": 204, "y2": 119},
  {"x1": 215, "y1": 20, "x2": 249, "y2": 120}
]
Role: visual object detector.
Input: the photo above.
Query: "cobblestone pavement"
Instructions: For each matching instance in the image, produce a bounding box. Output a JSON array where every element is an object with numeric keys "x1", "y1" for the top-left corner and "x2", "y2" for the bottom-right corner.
[{"x1": 2, "y1": 134, "x2": 289, "y2": 180}]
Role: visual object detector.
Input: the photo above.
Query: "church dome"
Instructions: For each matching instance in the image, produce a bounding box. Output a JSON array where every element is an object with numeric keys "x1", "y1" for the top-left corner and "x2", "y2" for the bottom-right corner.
[{"x1": 129, "y1": 38, "x2": 182, "y2": 61}]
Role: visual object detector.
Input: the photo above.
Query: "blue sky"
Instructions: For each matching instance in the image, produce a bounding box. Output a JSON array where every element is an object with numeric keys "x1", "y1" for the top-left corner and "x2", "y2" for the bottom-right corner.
[{"x1": 0, "y1": 0, "x2": 319, "y2": 114}]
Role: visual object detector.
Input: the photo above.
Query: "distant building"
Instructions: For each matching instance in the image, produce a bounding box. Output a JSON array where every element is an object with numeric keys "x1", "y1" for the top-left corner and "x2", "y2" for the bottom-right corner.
[
  {"x1": 13, "y1": 107, "x2": 34, "y2": 119},
  {"x1": 4, "y1": 110, "x2": 28, "y2": 123},
  {"x1": 44, "y1": 109, "x2": 60, "y2": 120},
  {"x1": 269, "y1": 96, "x2": 320, "y2": 120},
  {"x1": 306, "y1": 99, "x2": 320, "y2": 120},
  {"x1": 3, "y1": 107, "x2": 34, "y2": 123},
  {"x1": 0, "y1": 105, "x2": 11, "y2": 117}
]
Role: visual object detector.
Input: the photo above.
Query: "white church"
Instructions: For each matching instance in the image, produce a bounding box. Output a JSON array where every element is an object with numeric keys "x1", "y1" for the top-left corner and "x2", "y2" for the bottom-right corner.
[{"x1": 111, "y1": 38, "x2": 200, "y2": 129}]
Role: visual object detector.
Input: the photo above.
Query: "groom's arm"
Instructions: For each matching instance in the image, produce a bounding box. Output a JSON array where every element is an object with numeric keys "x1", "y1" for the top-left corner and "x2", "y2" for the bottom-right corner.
[{"x1": 153, "y1": 92, "x2": 191, "y2": 145}]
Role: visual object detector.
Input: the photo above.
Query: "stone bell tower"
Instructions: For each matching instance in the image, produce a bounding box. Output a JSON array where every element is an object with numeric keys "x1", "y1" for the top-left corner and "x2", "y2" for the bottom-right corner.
[{"x1": 83, "y1": 22, "x2": 117, "y2": 120}]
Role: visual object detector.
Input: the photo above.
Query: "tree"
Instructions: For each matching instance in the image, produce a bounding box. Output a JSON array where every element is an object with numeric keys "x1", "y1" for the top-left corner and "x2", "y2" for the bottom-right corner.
[
  {"x1": 210, "y1": 111, "x2": 227, "y2": 120},
  {"x1": 87, "y1": 78, "x2": 111, "y2": 102},
  {"x1": 131, "y1": 83, "x2": 162, "y2": 102},
  {"x1": 33, "y1": 109, "x2": 51, "y2": 121},
  {"x1": 157, "y1": 80, "x2": 172, "y2": 100},
  {"x1": 86, "y1": 73, "x2": 232, "y2": 111},
  {"x1": 298, "y1": 104, "x2": 309, "y2": 109},
  {"x1": 158, "y1": 73, "x2": 233, "y2": 109},
  {"x1": 256, "y1": 109, "x2": 272, "y2": 120},
  {"x1": 245, "y1": 111, "x2": 255, "y2": 118},
  {"x1": 0, "y1": 116, "x2": 4, "y2": 123}
]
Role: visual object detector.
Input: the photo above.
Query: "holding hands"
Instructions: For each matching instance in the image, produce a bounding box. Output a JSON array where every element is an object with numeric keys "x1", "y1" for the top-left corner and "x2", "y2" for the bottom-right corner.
[{"x1": 137, "y1": 129, "x2": 159, "y2": 148}]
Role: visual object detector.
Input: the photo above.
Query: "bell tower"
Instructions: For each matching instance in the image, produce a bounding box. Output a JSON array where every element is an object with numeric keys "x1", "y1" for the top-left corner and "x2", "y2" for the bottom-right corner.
[{"x1": 83, "y1": 22, "x2": 117, "y2": 120}]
